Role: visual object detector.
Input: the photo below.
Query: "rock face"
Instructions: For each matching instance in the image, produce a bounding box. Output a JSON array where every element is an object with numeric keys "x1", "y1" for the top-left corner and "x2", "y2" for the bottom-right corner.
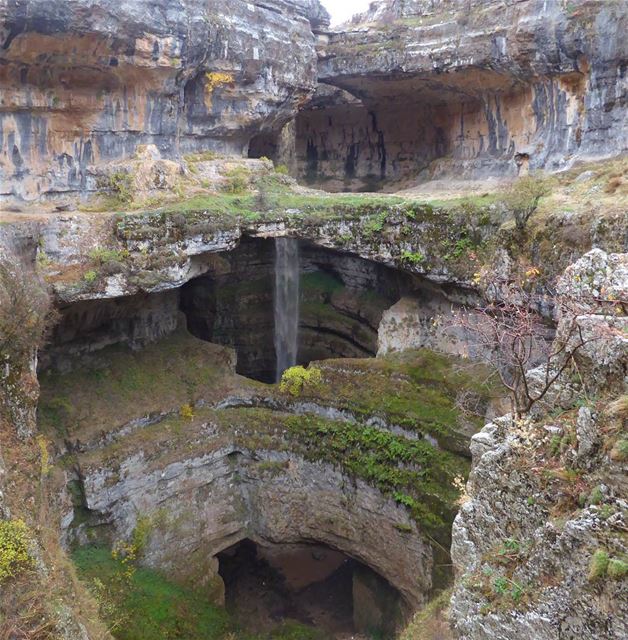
[
  {"x1": 449, "y1": 250, "x2": 628, "y2": 640},
  {"x1": 296, "y1": 0, "x2": 628, "y2": 189},
  {"x1": 73, "y1": 445, "x2": 431, "y2": 609},
  {"x1": 450, "y1": 415, "x2": 627, "y2": 640},
  {"x1": 180, "y1": 237, "x2": 402, "y2": 381},
  {"x1": 0, "y1": 0, "x2": 328, "y2": 201}
]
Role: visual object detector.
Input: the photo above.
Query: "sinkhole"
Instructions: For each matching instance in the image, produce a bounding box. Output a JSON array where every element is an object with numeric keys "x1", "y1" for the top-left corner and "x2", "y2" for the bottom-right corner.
[
  {"x1": 39, "y1": 236, "x2": 439, "y2": 382},
  {"x1": 180, "y1": 236, "x2": 410, "y2": 382},
  {"x1": 217, "y1": 539, "x2": 403, "y2": 638}
]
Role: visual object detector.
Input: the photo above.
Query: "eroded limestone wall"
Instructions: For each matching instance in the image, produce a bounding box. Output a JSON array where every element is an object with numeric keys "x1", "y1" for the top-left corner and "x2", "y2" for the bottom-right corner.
[
  {"x1": 0, "y1": 0, "x2": 327, "y2": 201},
  {"x1": 296, "y1": 71, "x2": 594, "y2": 190},
  {"x1": 307, "y1": 0, "x2": 627, "y2": 189},
  {"x1": 70, "y1": 446, "x2": 432, "y2": 609}
]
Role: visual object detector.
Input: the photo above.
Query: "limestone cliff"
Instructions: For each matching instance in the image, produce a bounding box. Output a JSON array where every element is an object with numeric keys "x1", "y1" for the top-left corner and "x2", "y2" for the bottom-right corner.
[
  {"x1": 450, "y1": 250, "x2": 627, "y2": 640},
  {"x1": 0, "y1": 0, "x2": 328, "y2": 201},
  {"x1": 298, "y1": 0, "x2": 627, "y2": 189}
]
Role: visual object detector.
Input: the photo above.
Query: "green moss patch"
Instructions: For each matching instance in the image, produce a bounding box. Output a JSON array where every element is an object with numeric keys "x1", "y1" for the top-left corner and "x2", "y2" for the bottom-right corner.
[
  {"x1": 291, "y1": 350, "x2": 498, "y2": 450},
  {"x1": 72, "y1": 546, "x2": 326, "y2": 640},
  {"x1": 38, "y1": 329, "x2": 249, "y2": 442}
]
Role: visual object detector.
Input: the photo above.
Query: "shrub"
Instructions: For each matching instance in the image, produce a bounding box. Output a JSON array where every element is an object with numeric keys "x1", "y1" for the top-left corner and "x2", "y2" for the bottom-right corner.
[
  {"x1": 588, "y1": 549, "x2": 609, "y2": 581},
  {"x1": 222, "y1": 167, "x2": 250, "y2": 194},
  {"x1": 107, "y1": 171, "x2": 134, "y2": 204},
  {"x1": 0, "y1": 255, "x2": 54, "y2": 362},
  {"x1": 588, "y1": 486, "x2": 604, "y2": 505},
  {"x1": 502, "y1": 174, "x2": 551, "y2": 231},
  {"x1": 275, "y1": 164, "x2": 290, "y2": 175},
  {"x1": 400, "y1": 250, "x2": 425, "y2": 266},
  {"x1": 180, "y1": 403, "x2": 194, "y2": 420},
  {"x1": 0, "y1": 519, "x2": 34, "y2": 583},
  {"x1": 610, "y1": 438, "x2": 628, "y2": 462},
  {"x1": 89, "y1": 247, "x2": 128, "y2": 266},
  {"x1": 279, "y1": 366, "x2": 322, "y2": 396},
  {"x1": 607, "y1": 558, "x2": 627, "y2": 580}
]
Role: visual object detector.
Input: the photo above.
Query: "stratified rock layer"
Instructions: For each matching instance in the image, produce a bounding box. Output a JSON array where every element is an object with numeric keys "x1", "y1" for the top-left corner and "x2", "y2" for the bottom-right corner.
[
  {"x1": 0, "y1": 0, "x2": 327, "y2": 200},
  {"x1": 298, "y1": 0, "x2": 627, "y2": 189}
]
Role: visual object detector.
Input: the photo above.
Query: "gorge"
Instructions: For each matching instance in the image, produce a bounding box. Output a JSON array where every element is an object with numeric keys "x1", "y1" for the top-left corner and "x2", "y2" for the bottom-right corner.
[{"x1": 0, "y1": 2, "x2": 626, "y2": 640}]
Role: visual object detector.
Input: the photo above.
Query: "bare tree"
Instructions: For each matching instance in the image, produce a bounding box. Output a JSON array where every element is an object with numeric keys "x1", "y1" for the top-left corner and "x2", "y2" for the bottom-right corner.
[
  {"x1": 449, "y1": 275, "x2": 620, "y2": 418},
  {"x1": 0, "y1": 256, "x2": 53, "y2": 362}
]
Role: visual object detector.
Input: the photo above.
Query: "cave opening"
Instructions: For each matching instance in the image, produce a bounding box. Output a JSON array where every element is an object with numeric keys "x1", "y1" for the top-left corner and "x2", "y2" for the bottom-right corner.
[
  {"x1": 294, "y1": 72, "x2": 542, "y2": 192},
  {"x1": 39, "y1": 237, "x2": 424, "y2": 383},
  {"x1": 217, "y1": 538, "x2": 403, "y2": 638},
  {"x1": 248, "y1": 132, "x2": 279, "y2": 161}
]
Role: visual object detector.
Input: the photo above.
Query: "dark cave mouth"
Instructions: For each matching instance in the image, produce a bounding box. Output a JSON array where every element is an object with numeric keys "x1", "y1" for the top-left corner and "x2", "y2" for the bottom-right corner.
[
  {"x1": 180, "y1": 236, "x2": 410, "y2": 383},
  {"x1": 217, "y1": 539, "x2": 403, "y2": 637}
]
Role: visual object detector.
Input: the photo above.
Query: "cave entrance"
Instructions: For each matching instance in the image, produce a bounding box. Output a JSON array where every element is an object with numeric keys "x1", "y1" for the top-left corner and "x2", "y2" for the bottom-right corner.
[
  {"x1": 248, "y1": 132, "x2": 279, "y2": 161},
  {"x1": 217, "y1": 538, "x2": 402, "y2": 638},
  {"x1": 294, "y1": 73, "x2": 538, "y2": 192},
  {"x1": 180, "y1": 236, "x2": 407, "y2": 382}
]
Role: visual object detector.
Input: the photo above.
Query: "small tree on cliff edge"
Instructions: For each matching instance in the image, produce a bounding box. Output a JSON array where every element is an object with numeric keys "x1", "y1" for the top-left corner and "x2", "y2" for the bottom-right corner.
[
  {"x1": 503, "y1": 174, "x2": 551, "y2": 232},
  {"x1": 448, "y1": 269, "x2": 613, "y2": 418},
  {"x1": 0, "y1": 255, "x2": 53, "y2": 364}
]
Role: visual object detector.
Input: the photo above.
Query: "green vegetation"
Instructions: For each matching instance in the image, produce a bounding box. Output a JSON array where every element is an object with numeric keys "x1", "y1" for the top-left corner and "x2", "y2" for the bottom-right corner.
[
  {"x1": 73, "y1": 546, "x2": 326, "y2": 640},
  {"x1": 300, "y1": 271, "x2": 344, "y2": 296},
  {"x1": 588, "y1": 549, "x2": 627, "y2": 582},
  {"x1": 607, "y1": 558, "x2": 628, "y2": 580},
  {"x1": 279, "y1": 365, "x2": 323, "y2": 396},
  {"x1": 399, "y1": 589, "x2": 452, "y2": 640},
  {"x1": 73, "y1": 546, "x2": 231, "y2": 639},
  {"x1": 610, "y1": 438, "x2": 628, "y2": 462},
  {"x1": 101, "y1": 171, "x2": 135, "y2": 205},
  {"x1": 89, "y1": 247, "x2": 129, "y2": 266},
  {"x1": 400, "y1": 250, "x2": 425, "y2": 266},
  {"x1": 223, "y1": 166, "x2": 251, "y2": 194},
  {"x1": 588, "y1": 549, "x2": 610, "y2": 581},
  {"x1": 0, "y1": 519, "x2": 34, "y2": 583},
  {"x1": 38, "y1": 330, "x2": 237, "y2": 440},
  {"x1": 295, "y1": 349, "x2": 497, "y2": 448},
  {"x1": 184, "y1": 151, "x2": 219, "y2": 163},
  {"x1": 501, "y1": 174, "x2": 551, "y2": 231},
  {"x1": 282, "y1": 413, "x2": 465, "y2": 541}
]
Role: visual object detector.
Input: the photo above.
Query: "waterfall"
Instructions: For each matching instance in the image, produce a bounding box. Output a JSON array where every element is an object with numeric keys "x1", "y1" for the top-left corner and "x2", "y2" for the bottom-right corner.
[{"x1": 274, "y1": 237, "x2": 300, "y2": 382}]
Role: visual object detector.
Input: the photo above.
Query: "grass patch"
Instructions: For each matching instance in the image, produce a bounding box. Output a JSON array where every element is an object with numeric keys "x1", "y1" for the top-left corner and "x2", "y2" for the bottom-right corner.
[
  {"x1": 72, "y1": 546, "x2": 327, "y2": 640},
  {"x1": 38, "y1": 329, "x2": 239, "y2": 441},
  {"x1": 73, "y1": 546, "x2": 230, "y2": 639}
]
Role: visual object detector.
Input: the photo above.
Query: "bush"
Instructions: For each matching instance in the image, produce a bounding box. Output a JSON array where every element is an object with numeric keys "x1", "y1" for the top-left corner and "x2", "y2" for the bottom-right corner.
[
  {"x1": 588, "y1": 549, "x2": 609, "y2": 581},
  {"x1": 106, "y1": 171, "x2": 135, "y2": 204},
  {"x1": 607, "y1": 558, "x2": 627, "y2": 580},
  {"x1": 180, "y1": 403, "x2": 194, "y2": 420},
  {"x1": 222, "y1": 167, "x2": 250, "y2": 194},
  {"x1": 0, "y1": 519, "x2": 34, "y2": 583},
  {"x1": 610, "y1": 438, "x2": 628, "y2": 462},
  {"x1": 502, "y1": 174, "x2": 551, "y2": 231},
  {"x1": 279, "y1": 366, "x2": 322, "y2": 396},
  {"x1": 83, "y1": 270, "x2": 98, "y2": 284},
  {"x1": 0, "y1": 256, "x2": 53, "y2": 362}
]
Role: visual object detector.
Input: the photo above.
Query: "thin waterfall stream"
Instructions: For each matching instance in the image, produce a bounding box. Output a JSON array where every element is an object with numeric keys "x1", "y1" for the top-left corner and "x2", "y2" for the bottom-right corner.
[{"x1": 274, "y1": 237, "x2": 300, "y2": 381}]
